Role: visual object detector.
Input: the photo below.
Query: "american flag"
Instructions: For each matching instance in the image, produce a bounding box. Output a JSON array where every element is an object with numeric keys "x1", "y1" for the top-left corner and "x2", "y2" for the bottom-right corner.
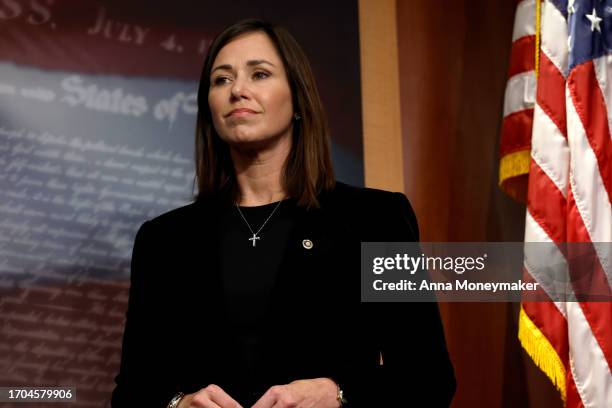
[{"x1": 502, "y1": 0, "x2": 612, "y2": 406}]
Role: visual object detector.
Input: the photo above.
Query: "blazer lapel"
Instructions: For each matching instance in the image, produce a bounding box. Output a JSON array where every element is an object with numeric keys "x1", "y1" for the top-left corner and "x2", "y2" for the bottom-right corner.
[{"x1": 264, "y1": 202, "x2": 330, "y2": 313}]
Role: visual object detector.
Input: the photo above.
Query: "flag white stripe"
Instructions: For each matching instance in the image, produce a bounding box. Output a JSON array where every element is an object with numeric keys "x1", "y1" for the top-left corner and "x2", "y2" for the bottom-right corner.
[
  {"x1": 592, "y1": 56, "x2": 612, "y2": 146},
  {"x1": 512, "y1": 0, "x2": 537, "y2": 42},
  {"x1": 540, "y1": 1, "x2": 569, "y2": 77},
  {"x1": 524, "y1": 211, "x2": 568, "y2": 318},
  {"x1": 503, "y1": 71, "x2": 536, "y2": 116},
  {"x1": 531, "y1": 103, "x2": 570, "y2": 197},
  {"x1": 567, "y1": 301, "x2": 612, "y2": 408}
]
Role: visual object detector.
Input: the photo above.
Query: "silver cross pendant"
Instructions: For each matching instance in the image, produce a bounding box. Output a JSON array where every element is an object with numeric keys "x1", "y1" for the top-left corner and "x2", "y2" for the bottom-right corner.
[{"x1": 249, "y1": 234, "x2": 260, "y2": 247}]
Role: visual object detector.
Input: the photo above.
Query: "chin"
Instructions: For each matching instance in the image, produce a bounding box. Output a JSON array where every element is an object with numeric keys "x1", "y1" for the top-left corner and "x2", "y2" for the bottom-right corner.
[
  {"x1": 222, "y1": 127, "x2": 290, "y2": 151},
  {"x1": 228, "y1": 135, "x2": 273, "y2": 151},
  {"x1": 227, "y1": 131, "x2": 263, "y2": 143}
]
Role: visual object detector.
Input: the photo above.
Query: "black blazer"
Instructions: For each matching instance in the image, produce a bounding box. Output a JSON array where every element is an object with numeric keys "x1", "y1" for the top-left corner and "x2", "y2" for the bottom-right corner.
[{"x1": 111, "y1": 181, "x2": 455, "y2": 407}]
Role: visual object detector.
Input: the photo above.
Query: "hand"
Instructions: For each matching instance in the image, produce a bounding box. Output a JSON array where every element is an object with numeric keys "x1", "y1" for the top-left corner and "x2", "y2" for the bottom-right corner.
[
  {"x1": 251, "y1": 377, "x2": 339, "y2": 408},
  {"x1": 178, "y1": 384, "x2": 244, "y2": 408}
]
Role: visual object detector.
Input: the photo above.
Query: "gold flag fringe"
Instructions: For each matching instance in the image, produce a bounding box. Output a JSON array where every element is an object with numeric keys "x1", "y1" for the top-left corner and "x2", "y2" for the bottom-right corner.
[
  {"x1": 499, "y1": 150, "x2": 530, "y2": 202},
  {"x1": 518, "y1": 306, "x2": 567, "y2": 402}
]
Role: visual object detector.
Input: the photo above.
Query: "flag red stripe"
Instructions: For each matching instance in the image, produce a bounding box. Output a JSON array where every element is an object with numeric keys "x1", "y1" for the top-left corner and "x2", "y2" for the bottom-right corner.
[
  {"x1": 536, "y1": 52, "x2": 568, "y2": 139},
  {"x1": 527, "y1": 160, "x2": 567, "y2": 243},
  {"x1": 566, "y1": 188, "x2": 612, "y2": 374},
  {"x1": 567, "y1": 61, "x2": 612, "y2": 204},
  {"x1": 508, "y1": 35, "x2": 536, "y2": 78},
  {"x1": 566, "y1": 372, "x2": 586, "y2": 408},
  {"x1": 500, "y1": 109, "x2": 534, "y2": 156}
]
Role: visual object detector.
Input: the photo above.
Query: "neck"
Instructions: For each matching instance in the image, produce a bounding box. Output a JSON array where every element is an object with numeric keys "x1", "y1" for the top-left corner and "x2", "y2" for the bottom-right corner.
[{"x1": 230, "y1": 134, "x2": 291, "y2": 206}]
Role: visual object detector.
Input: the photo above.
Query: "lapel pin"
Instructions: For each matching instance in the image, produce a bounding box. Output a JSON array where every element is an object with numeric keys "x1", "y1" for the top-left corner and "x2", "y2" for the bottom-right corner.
[{"x1": 302, "y1": 239, "x2": 313, "y2": 249}]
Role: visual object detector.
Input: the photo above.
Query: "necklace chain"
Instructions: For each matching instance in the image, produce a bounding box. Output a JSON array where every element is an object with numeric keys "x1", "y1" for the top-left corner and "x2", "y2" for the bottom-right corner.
[{"x1": 235, "y1": 199, "x2": 284, "y2": 247}]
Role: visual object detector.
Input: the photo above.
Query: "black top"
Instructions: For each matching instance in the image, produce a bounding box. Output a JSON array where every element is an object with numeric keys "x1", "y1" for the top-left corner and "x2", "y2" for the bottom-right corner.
[{"x1": 219, "y1": 198, "x2": 297, "y2": 383}]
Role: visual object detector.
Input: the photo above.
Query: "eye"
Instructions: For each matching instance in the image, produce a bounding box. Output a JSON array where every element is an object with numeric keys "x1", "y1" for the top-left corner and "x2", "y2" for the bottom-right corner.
[
  {"x1": 253, "y1": 71, "x2": 270, "y2": 80},
  {"x1": 212, "y1": 76, "x2": 230, "y2": 86}
]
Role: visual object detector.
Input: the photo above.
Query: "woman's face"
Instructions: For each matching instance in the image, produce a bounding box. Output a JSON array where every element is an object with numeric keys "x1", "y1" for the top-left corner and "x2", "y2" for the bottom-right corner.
[{"x1": 208, "y1": 31, "x2": 294, "y2": 149}]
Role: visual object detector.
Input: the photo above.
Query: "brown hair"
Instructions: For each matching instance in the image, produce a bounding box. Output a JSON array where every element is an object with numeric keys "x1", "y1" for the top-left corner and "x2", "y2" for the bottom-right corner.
[{"x1": 194, "y1": 18, "x2": 335, "y2": 208}]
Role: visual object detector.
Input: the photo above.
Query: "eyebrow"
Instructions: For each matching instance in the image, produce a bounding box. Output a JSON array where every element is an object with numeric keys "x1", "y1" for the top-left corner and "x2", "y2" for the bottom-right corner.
[{"x1": 211, "y1": 59, "x2": 276, "y2": 74}]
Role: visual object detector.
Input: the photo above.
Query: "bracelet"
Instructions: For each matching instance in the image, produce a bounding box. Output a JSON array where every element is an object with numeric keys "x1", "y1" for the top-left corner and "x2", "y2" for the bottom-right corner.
[
  {"x1": 337, "y1": 387, "x2": 348, "y2": 407},
  {"x1": 167, "y1": 392, "x2": 184, "y2": 408},
  {"x1": 331, "y1": 379, "x2": 348, "y2": 407}
]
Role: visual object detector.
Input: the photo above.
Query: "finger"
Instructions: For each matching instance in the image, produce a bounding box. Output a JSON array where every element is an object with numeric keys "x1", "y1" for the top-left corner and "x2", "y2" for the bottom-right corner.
[
  {"x1": 270, "y1": 392, "x2": 297, "y2": 408},
  {"x1": 268, "y1": 394, "x2": 296, "y2": 408},
  {"x1": 188, "y1": 392, "x2": 222, "y2": 408},
  {"x1": 203, "y1": 384, "x2": 243, "y2": 408},
  {"x1": 251, "y1": 385, "x2": 282, "y2": 408}
]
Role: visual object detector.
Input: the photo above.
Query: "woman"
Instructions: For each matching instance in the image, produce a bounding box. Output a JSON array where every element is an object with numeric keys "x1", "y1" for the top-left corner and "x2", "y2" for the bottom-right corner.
[{"x1": 111, "y1": 19, "x2": 455, "y2": 408}]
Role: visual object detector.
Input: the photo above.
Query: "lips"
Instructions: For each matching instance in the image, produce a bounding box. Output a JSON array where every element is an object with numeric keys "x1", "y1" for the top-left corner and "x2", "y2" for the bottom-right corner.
[{"x1": 227, "y1": 108, "x2": 257, "y2": 117}]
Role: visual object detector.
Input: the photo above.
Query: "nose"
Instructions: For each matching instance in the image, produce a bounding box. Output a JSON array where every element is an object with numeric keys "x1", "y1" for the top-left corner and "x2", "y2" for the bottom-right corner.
[{"x1": 230, "y1": 75, "x2": 250, "y2": 101}]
